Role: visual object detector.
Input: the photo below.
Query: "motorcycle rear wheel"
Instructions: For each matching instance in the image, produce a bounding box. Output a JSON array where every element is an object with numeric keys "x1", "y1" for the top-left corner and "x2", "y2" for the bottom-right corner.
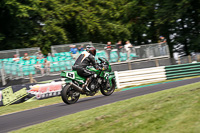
[
  {"x1": 61, "y1": 84, "x2": 80, "y2": 104},
  {"x1": 100, "y1": 78, "x2": 116, "y2": 96}
]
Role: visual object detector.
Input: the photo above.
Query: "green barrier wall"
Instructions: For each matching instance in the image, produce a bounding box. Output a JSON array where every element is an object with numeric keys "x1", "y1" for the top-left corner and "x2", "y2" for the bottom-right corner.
[{"x1": 165, "y1": 62, "x2": 200, "y2": 79}]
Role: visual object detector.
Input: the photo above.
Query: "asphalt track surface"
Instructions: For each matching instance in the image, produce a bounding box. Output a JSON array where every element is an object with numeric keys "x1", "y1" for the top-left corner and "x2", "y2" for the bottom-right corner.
[{"x1": 0, "y1": 77, "x2": 200, "y2": 133}]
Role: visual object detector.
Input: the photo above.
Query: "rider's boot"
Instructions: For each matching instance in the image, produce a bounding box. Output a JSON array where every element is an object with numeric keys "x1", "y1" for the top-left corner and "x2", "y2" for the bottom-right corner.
[
  {"x1": 82, "y1": 75, "x2": 93, "y2": 91},
  {"x1": 82, "y1": 78, "x2": 90, "y2": 91}
]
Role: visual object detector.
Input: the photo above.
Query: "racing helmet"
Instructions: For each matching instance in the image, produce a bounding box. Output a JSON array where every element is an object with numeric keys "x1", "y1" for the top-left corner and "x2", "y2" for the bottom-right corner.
[{"x1": 88, "y1": 47, "x2": 96, "y2": 56}]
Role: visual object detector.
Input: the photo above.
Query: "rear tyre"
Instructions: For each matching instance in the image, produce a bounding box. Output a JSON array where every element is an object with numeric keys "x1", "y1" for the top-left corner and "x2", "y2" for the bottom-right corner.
[
  {"x1": 101, "y1": 78, "x2": 116, "y2": 96},
  {"x1": 61, "y1": 84, "x2": 80, "y2": 104}
]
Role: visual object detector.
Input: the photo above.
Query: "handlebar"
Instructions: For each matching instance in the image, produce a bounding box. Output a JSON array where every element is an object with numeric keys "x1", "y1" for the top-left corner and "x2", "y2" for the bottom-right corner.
[{"x1": 98, "y1": 57, "x2": 104, "y2": 62}]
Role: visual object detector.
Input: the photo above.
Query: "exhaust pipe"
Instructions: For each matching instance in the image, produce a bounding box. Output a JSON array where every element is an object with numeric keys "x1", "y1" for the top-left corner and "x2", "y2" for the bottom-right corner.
[{"x1": 70, "y1": 82, "x2": 84, "y2": 93}]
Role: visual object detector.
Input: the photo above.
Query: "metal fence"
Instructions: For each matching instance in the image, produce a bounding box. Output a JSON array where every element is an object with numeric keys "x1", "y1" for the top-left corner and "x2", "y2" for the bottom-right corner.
[
  {"x1": 93, "y1": 42, "x2": 169, "y2": 59},
  {"x1": 1, "y1": 54, "x2": 200, "y2": 86},
  {"x1": 0, "y1": 47, "x2": 40, "y2": 59},
  {"x1": 1, "y1": 60, "x2": 74, "y2": 81},
  {"x1": 111, "y1": 54, "x2": 200, "y2": 71},
  {"x1": 2, "y1": 41, "x2": 200, "y2": 86},
  {"x1": 51, "y1": 42, "x2": 92, "y2": 54},
  {"x1": 51, "y1": 42, "x2": 169, "y2": 59},
  {"x1": 0, "y1": 42, "x2": 170, "y2": 85},
  {"x1": 133, "y1": 43, "x2": 169, "y2": 59}
]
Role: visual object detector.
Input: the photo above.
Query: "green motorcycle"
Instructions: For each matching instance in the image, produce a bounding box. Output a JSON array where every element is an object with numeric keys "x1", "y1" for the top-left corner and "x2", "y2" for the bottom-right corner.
[{"x1": 60, "y1": 57, "x2": 116, "y2": 104}]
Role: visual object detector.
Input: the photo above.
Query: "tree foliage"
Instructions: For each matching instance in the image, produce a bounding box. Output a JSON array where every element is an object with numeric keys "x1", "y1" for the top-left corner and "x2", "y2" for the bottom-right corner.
[{"x1": 0, "y1": 0, "x2": 199, "y2": 55}]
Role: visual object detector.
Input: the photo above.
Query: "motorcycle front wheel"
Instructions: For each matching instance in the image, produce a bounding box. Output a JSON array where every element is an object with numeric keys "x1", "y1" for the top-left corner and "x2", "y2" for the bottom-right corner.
[
  {"x1": 100, "y1": 78, "x2": 116, "y2": 96},
  {"x1": 61, "y1": 84, "x2": 80, "y2": 104}
]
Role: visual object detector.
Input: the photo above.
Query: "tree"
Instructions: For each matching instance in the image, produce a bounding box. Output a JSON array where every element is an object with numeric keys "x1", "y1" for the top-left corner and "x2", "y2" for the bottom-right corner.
[{"x1": 0, "y1": 0, "x2": 199, "y2": 55}]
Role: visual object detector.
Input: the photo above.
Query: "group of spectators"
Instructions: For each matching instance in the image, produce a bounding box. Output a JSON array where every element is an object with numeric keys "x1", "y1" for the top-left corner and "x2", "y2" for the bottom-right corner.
[
  {"x1": 12, "y1": 51, "x2": 50, "y2": 75},
  {"x1": 105, "y1": 40, "x2": 133, "y2": 62},
  {"x1": 69, "y1": 45, "x2": 85, "y2": 59},
  {"x1": 105, "y1": 36, "x2": 167, "y2": 61},
  {"x1": 10, "y1": 36, "x2": 167, "y2": 75}
]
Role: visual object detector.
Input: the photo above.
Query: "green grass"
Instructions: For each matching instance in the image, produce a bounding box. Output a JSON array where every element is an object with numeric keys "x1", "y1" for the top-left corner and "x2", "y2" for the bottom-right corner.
[{"x1": 12, "y1": 81, "x2": 200, "y2": 133}]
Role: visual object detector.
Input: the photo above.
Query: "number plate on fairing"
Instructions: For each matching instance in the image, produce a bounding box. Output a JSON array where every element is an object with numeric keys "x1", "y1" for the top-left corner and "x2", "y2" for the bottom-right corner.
[
  {"x1": 66, "y1": 72, "x2": 75, "y2": 79},
  {"x1": 104, "y1": 73, "x2": 109, "y2": 79}
]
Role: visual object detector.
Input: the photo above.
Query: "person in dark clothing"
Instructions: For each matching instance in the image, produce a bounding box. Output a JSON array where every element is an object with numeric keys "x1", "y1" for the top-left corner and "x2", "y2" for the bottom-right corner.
[
  {"x1": 78, "y1": 45, "x2": 84, "y2": 52},
  {"x1": 72, "y1": 47, "x2": 97, "y2": 91},
  {"x1": 159, "y1": 36, "x2": 167, "y2": 44},
  {"x1": 116, "y1": 41, "x2": 123, "y2": 62},
  {"x1": 159, "y1": 36, "x2": 167, "y2": 56}
]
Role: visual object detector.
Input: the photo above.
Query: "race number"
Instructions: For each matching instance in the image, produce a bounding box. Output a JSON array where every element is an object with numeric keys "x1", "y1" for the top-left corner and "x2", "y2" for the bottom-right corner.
[
  {"x1": 66, "y1": 72, "x2": 75, "y2": 79},
  {"x1": 104, "y1": 73, "x2": 109, "y2": 79}
]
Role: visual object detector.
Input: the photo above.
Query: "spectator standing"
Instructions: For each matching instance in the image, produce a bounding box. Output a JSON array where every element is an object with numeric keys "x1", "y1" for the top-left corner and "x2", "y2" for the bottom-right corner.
[
  {"x1": 23, "y1": 53, "x2": 32, "y2": 60},
  {"x1": 44, "y1": 59, "x2": 51, "y2": 74},
  {"x1": 70, "y1": 45, "x2": 78, "y2": 59},
  {"x1": 34, "y1": 61, "x2": 44, "y2": 75},
  {"x1": 78, "y1": 45, "x2": 84, "y2": 53},
  {"x1": 116, "y1": 41, "x2": 123, "y2": 62},
  {"x1": 159, "y1": 36, "x2": 167, "y2": 44},
  {"x1": 124, "y1": 41, "x2": 133, "y2": 61},
  {"x1": 37, "y1": 51, "x2": 44, "y2": 59},
  {"x1": 106, "y1": 42, "x2": 112, "y2": 61},
  {"x1": 159, "y1": 36, "x2": 167, "y2": 56},
  {"x1": 13, "y1": 54, "x2": 20, "y2": 62}
]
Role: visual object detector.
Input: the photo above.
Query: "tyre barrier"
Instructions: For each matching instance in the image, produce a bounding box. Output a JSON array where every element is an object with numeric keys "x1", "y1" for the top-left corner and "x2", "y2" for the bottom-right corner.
[
  {"x1": 165, "y1": 62, "x2": 200, "y2": 79},
  {"x1": 115, "y1": 62, "x2": 200, "y2": 89},
  {"x1": 115, "y1": 66, "x2": 166, "y2": 88}
]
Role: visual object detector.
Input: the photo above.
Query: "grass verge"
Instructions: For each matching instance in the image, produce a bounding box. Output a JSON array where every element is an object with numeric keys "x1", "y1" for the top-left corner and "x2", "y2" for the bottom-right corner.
[
  {"x1": 0, "y1": 94, "x2": 88, "y2": 116},
  {"x1": 12, "y1": 81, "x2": 200, "y2": 133}
]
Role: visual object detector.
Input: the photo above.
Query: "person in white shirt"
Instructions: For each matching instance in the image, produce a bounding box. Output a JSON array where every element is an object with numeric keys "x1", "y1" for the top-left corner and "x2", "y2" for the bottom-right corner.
[
  {"x1": 124, "y1": 41, "x2": 133, "y2": 60},
  {"x1": 13, "y1": 54, "x2": 20, "y2": 62}
]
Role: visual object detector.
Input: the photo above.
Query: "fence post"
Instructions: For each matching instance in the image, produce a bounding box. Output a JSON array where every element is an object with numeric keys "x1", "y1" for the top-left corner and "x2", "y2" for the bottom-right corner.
[
  {"x1": 128, "y1": 62, "x2": 132, "y2": 70},
  {"x1": 1, "y1": 62, "x2": 7, "y2": 85},
  {"x1": 20, "y1": 65, "x2": 23, "y2": 78},
  {"x1": 178, "y1": 57, "x2": 181, "y2": 64},
  {"x1": 51, "y1": 46, "x2": 54, "y2": 55},
  {"x1": 188, "y1": 55, "x2": 192, "y2": 63},
  {"x1": 155, "y1": 59, "x2": 159, "y2": 67},
  {"x1": 1, "y1": 69, "x2": 6, "y2": 86},
  {"x1": 197, "y1": 54, "x2": 200, "y2": 62},
  {"x1": 16, "y1": 49, "x2": 20, "y2": 57}
]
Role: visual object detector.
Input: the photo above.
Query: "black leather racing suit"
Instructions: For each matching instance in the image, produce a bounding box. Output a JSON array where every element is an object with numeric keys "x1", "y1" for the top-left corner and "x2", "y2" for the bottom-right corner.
[{"x1": 72, "y1": 51, "x2": 97, "y2": 78}]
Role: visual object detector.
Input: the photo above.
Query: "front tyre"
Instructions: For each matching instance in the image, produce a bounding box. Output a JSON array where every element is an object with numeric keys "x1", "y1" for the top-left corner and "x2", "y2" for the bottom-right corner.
[
  {"x1": 101, "y1": 78, "x2": 116, "y2": 96},
  {"x1": 61, "y1": 84, "x2": 80, "y2": 104}
]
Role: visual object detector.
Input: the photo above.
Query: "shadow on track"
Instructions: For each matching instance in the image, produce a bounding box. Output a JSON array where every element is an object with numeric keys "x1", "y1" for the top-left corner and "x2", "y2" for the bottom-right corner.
[{"x1": 58, "y1": 95, "x2": 108, "y2": 106}]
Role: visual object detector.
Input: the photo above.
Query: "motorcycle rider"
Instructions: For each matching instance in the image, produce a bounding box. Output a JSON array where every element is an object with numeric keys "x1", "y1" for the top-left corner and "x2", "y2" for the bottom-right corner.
[{"x1": 72, "y1": 46, "x2": 97, "y2": 91}]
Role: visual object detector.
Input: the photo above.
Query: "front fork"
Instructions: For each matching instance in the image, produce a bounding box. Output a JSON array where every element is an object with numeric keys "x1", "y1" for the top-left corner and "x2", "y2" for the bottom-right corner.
[{"x1": 108, "y1": 75, "x2": 115, "y2": 87}]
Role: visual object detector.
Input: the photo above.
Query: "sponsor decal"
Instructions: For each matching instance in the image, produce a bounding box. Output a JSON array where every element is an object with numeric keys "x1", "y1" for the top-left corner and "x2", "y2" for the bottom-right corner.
[
  {"x1": 28, "y1": 82, "x2": 63, "y2": 99},
  {"x1": 66, "y1": 72, "x2": 75, "y2": 79},
  {"x1": 1, "y1": 86, "x2": 28, "y2": 106}
]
